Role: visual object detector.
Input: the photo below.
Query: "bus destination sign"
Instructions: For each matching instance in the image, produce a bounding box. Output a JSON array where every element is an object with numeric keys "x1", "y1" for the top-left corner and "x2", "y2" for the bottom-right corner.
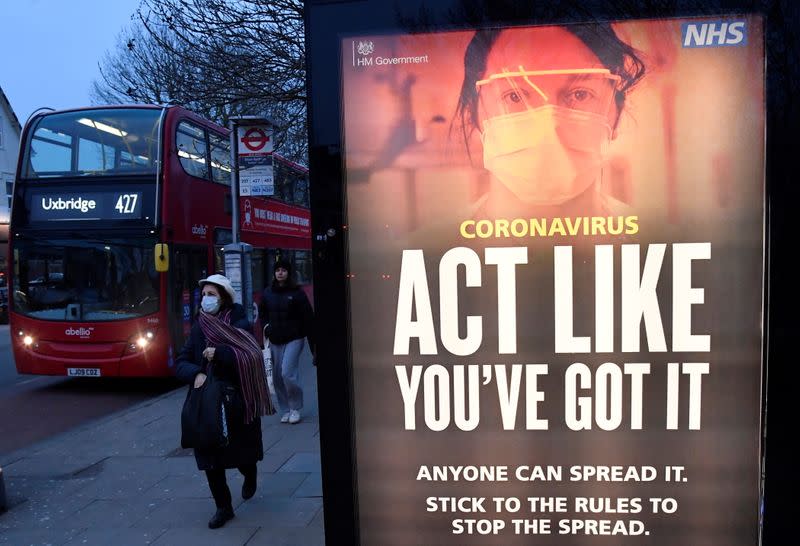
[{"x1": 29, "y1": 191, "x2": 144, "y2": 222}]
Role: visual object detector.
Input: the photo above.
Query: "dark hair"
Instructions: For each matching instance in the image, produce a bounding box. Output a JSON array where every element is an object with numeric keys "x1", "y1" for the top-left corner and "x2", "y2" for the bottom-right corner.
[
  {"x1": 456, "y1": 24, "x2": 646, "y2": 142},
  {"x1": 273, "y1": 259, "x2": 292, "y2": 273},
  {"x1": 216, "y1": 286, "x2": 234, "y2": 310},
  {"x1": 272, "y1": 259, "x2": 297, "y2": 288}
]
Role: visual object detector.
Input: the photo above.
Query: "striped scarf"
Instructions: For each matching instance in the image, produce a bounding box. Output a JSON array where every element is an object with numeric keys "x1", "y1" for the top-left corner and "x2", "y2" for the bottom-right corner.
[{"x1": 199, "y1": 309, "x2": 275, "y2": 422}]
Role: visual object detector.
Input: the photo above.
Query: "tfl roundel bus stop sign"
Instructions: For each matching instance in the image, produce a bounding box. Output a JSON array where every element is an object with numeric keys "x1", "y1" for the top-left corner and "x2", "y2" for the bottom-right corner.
[
  {"x1": 241, "y1": 127, "x2": 271, "y2": 152},
  {"x1": 236, "y1": 124, "x2": 274, "y2": 196}
]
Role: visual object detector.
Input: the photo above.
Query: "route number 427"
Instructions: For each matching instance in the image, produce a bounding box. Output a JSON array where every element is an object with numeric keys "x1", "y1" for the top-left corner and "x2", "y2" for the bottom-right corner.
[{"x1": 115, "y1": 193, "x2": 138, "y2": 214}]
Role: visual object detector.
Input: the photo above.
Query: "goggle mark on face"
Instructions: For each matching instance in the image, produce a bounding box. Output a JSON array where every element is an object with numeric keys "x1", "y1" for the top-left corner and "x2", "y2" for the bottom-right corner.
[{"x1": 476, "y1": 68, "x2": 620, "y2": 122}]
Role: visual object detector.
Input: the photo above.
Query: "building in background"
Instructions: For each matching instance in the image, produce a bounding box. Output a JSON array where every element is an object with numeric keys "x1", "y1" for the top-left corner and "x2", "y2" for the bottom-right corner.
[
  {"x1": 0, "y1": 86, "x2": 21, "y2": 217},
  {"x1": 0, "y1": 86, "x2": 20, "y2": 322}
]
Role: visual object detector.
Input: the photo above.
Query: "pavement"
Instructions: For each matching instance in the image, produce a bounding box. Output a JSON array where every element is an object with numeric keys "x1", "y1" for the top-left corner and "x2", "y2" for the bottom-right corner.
[{"x1": 0, "y1": 347, "x2": 325, "y2": 545}]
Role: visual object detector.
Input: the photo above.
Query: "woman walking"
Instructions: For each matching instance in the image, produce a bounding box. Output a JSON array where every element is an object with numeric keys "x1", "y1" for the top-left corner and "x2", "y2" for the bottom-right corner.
[
  {"x1": 175, "y1": 274, "x2": 274, "y2": 529},
  {"x1": 259, "y1": 259, "x2": 315, "y2": 425}
]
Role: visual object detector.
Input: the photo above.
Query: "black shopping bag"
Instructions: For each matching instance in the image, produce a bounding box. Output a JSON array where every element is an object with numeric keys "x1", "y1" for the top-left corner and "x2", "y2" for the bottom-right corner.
[{"x1": 180, "y1": 375, "x2": 229, "y2": 450}]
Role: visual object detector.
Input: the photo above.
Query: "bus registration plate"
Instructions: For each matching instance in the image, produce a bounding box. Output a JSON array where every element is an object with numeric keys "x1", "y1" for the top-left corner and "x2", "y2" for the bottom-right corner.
[{"x1": 67, "y1": 368, "x2": 102, "y2": 377}]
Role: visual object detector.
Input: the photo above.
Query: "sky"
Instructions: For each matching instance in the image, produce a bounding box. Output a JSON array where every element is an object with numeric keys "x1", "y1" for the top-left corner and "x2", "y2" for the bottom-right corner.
[{"x1": 0, "y1": 0, "x2": 143, "y2": 125}]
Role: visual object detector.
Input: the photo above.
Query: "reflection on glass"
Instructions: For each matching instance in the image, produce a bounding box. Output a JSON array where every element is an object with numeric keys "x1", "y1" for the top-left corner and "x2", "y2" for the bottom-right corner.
[
  {"x1": 13, "y1": 237, "x2": 159, "y2": 321},
  {"x1": 23, "y1": 108, "x2": 161, "y2": 178}
]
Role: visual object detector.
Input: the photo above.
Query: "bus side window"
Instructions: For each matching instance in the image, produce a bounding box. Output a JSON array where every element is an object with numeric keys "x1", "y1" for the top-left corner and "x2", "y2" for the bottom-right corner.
[
  {"x1": 209, "y1": 132, "x2": 231, "y2": 185},
  {"x1": 176, "y1": 121, "x2": 209, "y2": 179}
]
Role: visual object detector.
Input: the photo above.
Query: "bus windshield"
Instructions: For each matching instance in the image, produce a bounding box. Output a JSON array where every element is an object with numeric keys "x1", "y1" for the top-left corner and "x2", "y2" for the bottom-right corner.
[
  {"x1": 22, "y1": 108, "x2": 161, "y2": 178},
  {"x1": 13, "y1": 236, "x2": 159, "y2": 321}
]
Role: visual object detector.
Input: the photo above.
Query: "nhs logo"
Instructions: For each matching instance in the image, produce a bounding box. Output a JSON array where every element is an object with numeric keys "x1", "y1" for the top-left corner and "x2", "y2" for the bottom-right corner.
[{"x1": 682, "y1": 20, "x2": 747, "y2": 48}]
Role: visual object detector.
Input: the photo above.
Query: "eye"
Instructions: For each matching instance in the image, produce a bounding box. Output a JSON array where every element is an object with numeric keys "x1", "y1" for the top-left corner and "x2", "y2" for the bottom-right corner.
[
  {"x1": 572, "y1": 89, "x2": 591, "y2": 102},
  {"x1": 501, "y1": 88, "x2": 529, "y2": 109},
  {"x1": 564, "y1": 87, "x2": 596, "y2": 105}
]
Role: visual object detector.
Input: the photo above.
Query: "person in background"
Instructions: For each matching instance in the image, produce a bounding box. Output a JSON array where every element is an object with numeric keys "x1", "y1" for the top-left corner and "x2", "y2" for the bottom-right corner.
[
  {"x1": 259, "y1": 258, "x2": 315, "y2": 425},
  {"x1": 175, "y1": 274, "x2": 274, "y2": 529}
]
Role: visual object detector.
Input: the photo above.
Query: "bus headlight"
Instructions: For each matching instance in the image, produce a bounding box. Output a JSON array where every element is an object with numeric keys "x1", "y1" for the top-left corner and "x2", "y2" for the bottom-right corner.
[
  {"x1": 18, "y1": 330, "x2": 34, "y2": 346},
  {"x1": 126, "y1": 330, "x2": 155, "y2": 354}
]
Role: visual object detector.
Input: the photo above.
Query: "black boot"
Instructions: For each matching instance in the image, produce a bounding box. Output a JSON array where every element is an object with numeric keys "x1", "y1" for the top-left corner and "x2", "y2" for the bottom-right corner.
[
  {"x1": 208, "y1": 506, "x2": 235, "y2": 529},
  {"x1": 242, "y1": 475, "x2": 257, "y2": 500}
]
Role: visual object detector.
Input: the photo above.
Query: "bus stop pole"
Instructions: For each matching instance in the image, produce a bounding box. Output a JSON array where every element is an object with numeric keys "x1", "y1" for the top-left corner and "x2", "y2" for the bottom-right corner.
[
  {"x1": 225, "y1": 119, "x2": 254, "y2": 325},
  {"x1": 229, "y1": 120, "x2": 240, "y2": 245}
]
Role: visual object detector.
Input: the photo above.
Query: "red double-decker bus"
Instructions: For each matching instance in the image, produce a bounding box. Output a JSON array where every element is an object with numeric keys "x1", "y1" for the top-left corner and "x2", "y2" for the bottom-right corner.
[{"x1": 8, "y1": 105, "x2": 311, "y2": 377}]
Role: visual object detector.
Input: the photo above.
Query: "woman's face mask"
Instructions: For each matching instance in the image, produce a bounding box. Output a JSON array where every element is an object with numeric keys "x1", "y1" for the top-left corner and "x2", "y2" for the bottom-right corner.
[
  {"x1": 201, "y1": 295, "x2": 220, "y2": 314},
  {"x1": 481, "y1": 105, "x2": 611, "y2": 206}
]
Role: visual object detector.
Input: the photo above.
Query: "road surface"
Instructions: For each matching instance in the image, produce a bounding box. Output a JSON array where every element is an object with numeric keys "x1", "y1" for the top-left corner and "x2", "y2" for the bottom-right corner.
[{"x1": 0, "y1": 325, "x2": 181, "y2": 457}]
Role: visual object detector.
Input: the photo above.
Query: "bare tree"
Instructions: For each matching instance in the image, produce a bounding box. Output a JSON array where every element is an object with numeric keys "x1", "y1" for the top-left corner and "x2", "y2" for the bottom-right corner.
[
  {"x1": 92, "y1": 24, "x2": 192, "y2": 107},
  {"x1": 92, "y1": 0, "x2": 307, "y2": 163}
]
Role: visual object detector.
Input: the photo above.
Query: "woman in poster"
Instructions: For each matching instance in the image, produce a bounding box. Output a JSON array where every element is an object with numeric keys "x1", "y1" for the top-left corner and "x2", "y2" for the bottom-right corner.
[{"x1": 453, "y1": 23, "x2": 646, "y2": 220}]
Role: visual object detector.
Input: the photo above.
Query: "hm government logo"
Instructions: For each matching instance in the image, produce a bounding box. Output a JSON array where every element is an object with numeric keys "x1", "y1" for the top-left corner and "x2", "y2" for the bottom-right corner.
[
  {"x1": 357, "y1": 40, "x2": 374, "y2": 56},
  {"x1": 351, "y1": 39, "x2": 430, "y2": 68},
  {"x1": 353, "y1": 39, "x2": 376, "y2": 67}
]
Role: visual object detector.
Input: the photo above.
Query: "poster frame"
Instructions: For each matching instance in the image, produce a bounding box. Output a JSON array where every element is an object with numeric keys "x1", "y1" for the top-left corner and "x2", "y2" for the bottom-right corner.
[{"x1": 304, "y1": 1, "x2": 800, "y2": 543}]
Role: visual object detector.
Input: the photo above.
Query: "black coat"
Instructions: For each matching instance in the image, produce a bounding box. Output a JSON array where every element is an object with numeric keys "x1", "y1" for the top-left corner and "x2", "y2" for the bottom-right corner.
[
  {"x1": 259, "y1": 283, "x2": 315, "y2": 349},
  {"x1": 175, "y1": 303, "x2": 263, "y2": 471}
]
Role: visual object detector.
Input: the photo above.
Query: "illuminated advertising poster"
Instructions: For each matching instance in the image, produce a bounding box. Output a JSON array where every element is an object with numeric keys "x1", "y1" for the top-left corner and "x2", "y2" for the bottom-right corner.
[{"x1": 341, "y1": 15, "x2": 764, "y2": 546}]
